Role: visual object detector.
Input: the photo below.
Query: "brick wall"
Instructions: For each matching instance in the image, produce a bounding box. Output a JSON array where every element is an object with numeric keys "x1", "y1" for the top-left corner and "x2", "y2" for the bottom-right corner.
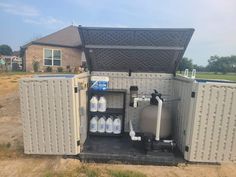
[{"x1": 24, "y1": 44, "x2": 82, "y2": 72}]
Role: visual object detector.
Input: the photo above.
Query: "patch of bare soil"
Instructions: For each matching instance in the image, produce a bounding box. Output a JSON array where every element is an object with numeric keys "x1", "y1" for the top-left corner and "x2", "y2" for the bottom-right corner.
[
  {"x1": 0, "y1": 91, "x2": 22, "y2": 150},
  {"x1": 0, "y1": 74, "x2": 236, "y2": 177},
  {"x1": 0, "y1": 74, "x2": 31, "y2": 148}
]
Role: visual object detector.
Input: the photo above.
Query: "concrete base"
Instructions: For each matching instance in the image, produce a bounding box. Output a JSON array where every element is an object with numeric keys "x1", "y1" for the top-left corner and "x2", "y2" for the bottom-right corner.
[{"x1": 77, "y1": 135, "x2": 184, "y2": 165}]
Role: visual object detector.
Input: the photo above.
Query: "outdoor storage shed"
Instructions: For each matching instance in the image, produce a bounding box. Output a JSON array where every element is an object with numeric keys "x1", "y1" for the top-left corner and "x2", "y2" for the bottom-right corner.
[{"x1": 19, "y1": 26, "x2": 236, "y2": 164}]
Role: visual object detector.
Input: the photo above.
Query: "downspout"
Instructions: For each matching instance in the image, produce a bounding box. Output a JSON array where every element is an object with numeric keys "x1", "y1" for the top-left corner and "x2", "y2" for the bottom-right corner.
[{"x1": 155, "y1": 96, "x2": 163, "y2": 141}]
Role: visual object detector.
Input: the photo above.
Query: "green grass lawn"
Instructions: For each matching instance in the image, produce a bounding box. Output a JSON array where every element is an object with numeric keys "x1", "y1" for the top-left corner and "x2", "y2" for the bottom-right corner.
[
  {"x1": 177, "y1": 71, "x2": 236, "y2": 81},
  {"x1": 196, "y1": 72, "x2": 236, "y2": 81}
]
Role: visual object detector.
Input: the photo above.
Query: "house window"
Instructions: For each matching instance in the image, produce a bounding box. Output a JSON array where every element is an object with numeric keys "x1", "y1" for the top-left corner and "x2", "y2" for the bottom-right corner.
[{"x1": 44, "y1": 49, "x2": 61, "y2": 66}]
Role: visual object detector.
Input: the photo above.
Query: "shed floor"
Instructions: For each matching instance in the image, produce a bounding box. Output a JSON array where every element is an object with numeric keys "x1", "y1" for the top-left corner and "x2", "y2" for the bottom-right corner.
[{"x1": 78, "y1": 135, "x2": 184, "y2": 165}]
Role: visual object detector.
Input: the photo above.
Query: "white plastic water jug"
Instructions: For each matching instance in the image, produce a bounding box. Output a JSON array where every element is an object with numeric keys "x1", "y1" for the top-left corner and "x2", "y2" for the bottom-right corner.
[
  {"x1": 98, "y1": 96, "x2": 107, "y2": 112},
  {"x1": 106, "y1": 116, "x2": 113, "y2": 133},
  {"x1": 113, "y1": 116, "x2": 121, "y2": 134},
  {"x1": 98, "y1": 116, "x2": 106, "y2": 133},
  {"x1": 90, "y1": 96, "x2": 98, "y2": 112},
  {"x1": 89, "y1": 116, "x2": 98, "y2": 133}
]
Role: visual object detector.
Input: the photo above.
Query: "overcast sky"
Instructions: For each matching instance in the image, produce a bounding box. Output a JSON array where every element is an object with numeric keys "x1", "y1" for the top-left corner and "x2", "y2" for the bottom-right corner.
[{"x1": 0, "y1": 0, "x2": 235, "y2": 65}]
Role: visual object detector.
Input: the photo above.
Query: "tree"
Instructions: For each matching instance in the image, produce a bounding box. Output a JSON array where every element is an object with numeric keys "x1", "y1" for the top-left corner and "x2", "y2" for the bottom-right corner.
[
  {"x1": 227, "y1": 55, "x2": 236, "y2": 73},
  {"x1": 20, "y1": 47, "x2": 25, "y2": 58},
  {"x1": 207, "y1": 55, "x2": 236, "y2": 74},
  {"x1": 0, "y1": 44, "x2": 13, "y2": 55},
  {"x1": 177, "y1": 57, "x2": 193, "y2": 73},
  {"x1": 193, "y1": 64, "x2": 206, "y2": 72},
  {"x1": 207, "y1": 55, "x2": 220, "y2": 73}
]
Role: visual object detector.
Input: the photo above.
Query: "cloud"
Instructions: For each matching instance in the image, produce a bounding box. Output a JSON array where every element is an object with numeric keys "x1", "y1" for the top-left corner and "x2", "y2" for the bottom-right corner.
[
  {"x1": 23, "y1": 16, "x2": 65, "y2": 26},
  {"x1": 0, "y1": 2, "x2": 66, "y2": 28},
  {"x1": 0, "y1": 2, "x2": 39, "y2": 17}
]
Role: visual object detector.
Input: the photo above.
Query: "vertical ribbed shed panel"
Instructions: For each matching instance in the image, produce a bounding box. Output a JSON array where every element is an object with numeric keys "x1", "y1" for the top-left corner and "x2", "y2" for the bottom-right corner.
[
  {"x1": 173, "y1": 77, "x2": 236, "y2": 163},
  {"x1": 186, "y1": 83, "x2": 236, "y2": 162},
  {"x1": 19, "y1": 77, "x2": 80, "y2": 155},
  {"x1": 173, "y1": 78, "x2": 194, "y2": 153}
]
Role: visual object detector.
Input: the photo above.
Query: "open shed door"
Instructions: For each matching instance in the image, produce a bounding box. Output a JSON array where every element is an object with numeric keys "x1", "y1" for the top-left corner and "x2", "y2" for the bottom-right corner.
[
  {"x1": 19, "y1": 75, "x2": 80, "y2": 155},
  {"x1": 184, "y1": 82, "x2": 236, "y2": 162},
  {"x1": 78, "y1": 27, "x2": 194, "y2": 74}
]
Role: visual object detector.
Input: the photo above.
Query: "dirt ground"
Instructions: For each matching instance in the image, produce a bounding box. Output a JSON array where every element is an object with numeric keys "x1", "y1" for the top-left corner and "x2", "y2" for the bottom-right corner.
[{"x1": 0, "y1": 73, "x2": 236, "y2": 177}]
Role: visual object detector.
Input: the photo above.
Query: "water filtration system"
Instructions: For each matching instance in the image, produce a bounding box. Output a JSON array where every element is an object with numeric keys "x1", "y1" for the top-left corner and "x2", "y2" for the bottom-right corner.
[{"x1": 19, "y1": 27, "x2": 236, "y2": 164}]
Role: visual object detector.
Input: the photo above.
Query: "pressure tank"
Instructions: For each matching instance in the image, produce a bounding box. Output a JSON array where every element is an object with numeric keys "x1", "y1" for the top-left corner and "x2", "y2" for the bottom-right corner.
[{"x1": 139, "y1": 104, "x2": 172, "y2": 139}]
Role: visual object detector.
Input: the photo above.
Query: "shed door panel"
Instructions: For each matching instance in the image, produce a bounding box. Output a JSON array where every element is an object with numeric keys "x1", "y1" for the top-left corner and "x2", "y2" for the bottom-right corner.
[
  {"x1": 20, "y1": 78, "x2": 80, "y2": 155},
  {"x1": 185, "y1": 84, "x2": 236, "y2": 162}
]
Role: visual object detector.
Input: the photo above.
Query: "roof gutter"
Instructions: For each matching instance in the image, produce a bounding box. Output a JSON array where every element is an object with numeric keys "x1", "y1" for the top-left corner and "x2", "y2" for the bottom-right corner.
[{"x1": 21, "y1": 42, "x2": 82, "y2": 49}]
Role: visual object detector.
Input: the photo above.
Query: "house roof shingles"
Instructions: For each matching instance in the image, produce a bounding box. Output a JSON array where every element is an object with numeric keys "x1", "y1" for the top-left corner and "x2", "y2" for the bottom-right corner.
[{"x1": 23, "y1": 25, "x2": 81, "y2": 48}]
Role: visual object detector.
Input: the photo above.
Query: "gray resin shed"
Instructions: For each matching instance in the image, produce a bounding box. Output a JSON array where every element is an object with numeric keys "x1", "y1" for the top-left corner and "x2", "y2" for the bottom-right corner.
[{"x1": 19, "y1": 27, "x2": 236, "y2": 164}]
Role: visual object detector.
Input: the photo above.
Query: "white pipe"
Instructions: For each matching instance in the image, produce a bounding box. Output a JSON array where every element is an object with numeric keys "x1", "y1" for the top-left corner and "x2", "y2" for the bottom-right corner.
[
  {"x1": 133, "y1": 97, "x2": 150, "y2": 108},
  {"x1": 129, "y1": 120, "x2": 141, "y2": 141},
  {"x1": 155, "y1": 96, "x2": 163, "y2": 141},
  {"x1": 132, "y1": 95, "x2": 163, "y2": 141}
]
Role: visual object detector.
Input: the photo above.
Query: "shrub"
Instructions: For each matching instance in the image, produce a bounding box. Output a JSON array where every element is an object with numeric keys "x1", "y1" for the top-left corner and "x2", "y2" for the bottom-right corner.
[
  {"x1": 45, "y1": 66, "x2": 52, "y2": 72},
  {"x1": 57, "y1": 67, "x2": 63, "y2": 72},
  {"x1": 32, "y1": 60, "x2": 39, "y2": 72},
  {"x1": 74, "y1": 66, "x2": 79, "y2": 73},
  {"x1": 66, "y1": 65, "x2": 71, "y2": 72}
]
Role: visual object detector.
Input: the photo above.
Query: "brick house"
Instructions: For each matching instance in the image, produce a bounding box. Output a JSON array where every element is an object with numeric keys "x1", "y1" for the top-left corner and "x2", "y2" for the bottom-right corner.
[{"x1": 21, "y1": 25, "x2": 83, "y2": 72}]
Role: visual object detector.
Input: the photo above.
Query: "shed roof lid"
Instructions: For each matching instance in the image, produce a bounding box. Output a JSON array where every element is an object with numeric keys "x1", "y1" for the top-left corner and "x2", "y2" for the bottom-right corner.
[{"x1": 78, "y1": 26, "x2": 194, "y2": 74}]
